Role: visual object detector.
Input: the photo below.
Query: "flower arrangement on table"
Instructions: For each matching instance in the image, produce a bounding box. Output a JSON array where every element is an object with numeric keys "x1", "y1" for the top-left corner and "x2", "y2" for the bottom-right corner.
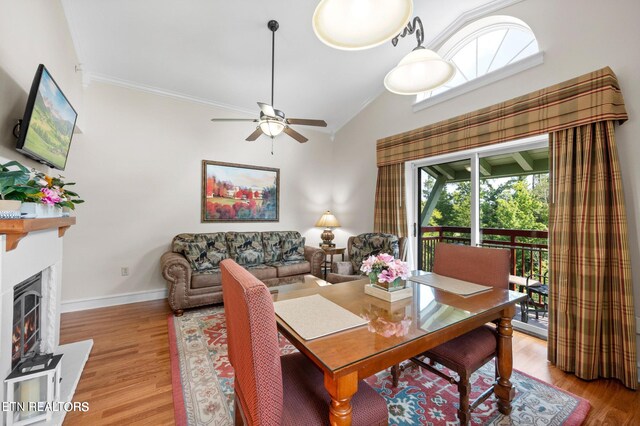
[{"x1": 360, "y1": 253, "x2": 410, "y2": 291}]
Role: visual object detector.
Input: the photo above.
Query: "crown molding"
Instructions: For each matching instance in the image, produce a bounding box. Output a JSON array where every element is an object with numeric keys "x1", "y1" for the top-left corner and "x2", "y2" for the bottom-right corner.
[
  {"x1": 85, "y1": 72, "x2": 259, "y2": 117},
  {"x1": 332, "y1": 85, "x2": 386, "y2": 135},
  {"x1": 85, "y1": 72, "x2": 335, "y2": 134},
  {"x1": 426, "y1": 0, "x2": 526, "y2": 50}
]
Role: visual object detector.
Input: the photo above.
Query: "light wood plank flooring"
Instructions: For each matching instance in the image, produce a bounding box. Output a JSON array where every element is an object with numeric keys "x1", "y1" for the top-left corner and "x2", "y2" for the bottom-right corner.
[{"x1": 60, "y1": 299, "x2": 639, "y2": 425}]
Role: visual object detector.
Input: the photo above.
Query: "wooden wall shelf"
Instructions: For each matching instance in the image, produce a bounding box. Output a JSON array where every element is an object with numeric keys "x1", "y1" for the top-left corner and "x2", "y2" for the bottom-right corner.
[{"x1": 0, "y1": 217, "x2": 76, "y2": 251}]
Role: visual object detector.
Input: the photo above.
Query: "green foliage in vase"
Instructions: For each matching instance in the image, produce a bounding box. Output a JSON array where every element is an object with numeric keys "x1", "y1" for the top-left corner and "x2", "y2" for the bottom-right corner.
[{"x1": 0, "y1": 161, "x2": 40, "y2": 201}]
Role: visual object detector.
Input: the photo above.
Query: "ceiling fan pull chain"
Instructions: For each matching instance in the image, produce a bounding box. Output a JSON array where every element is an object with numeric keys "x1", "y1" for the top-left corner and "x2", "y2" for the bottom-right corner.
[{"x1": 271, "y1": 136, "x2": 274, "y2": 155}]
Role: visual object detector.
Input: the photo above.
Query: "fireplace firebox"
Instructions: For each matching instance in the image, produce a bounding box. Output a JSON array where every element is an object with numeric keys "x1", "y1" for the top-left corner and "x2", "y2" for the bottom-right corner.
[{"x1": 12, "y1": 273, "x2": 42, "y2": 371}]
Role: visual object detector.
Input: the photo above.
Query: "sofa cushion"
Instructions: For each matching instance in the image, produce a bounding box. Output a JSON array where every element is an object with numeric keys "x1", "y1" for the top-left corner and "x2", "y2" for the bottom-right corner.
[
  {"x1": 262, "y1": 232, "x2": 284, "y2": 263},
  {"x1": 269, "y1": 260, "x2": 311, "y2": 277},
  {"x1": 282, "y1": 236, "x2": 305, "y2": 261},
  {"x1": 350, "y1": 233, "x2": 400, "y2": 272},
  {"x1": 246, "y1": 264, "x2": 278, "y2": 280},
  {"x1": 191, "y1": 268, "x2": 222, "y2": 289},
  {"x1": 226, "y1": 232, "x2": 264, "y2": 266},
  {"x1": 173, "y1": 233, "x2": 228, "y2": 271}
]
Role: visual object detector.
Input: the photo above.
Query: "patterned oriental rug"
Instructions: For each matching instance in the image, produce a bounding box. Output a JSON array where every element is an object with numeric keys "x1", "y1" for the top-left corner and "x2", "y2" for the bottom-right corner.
[{"x1": 169, "y1": 307, "x2": 590, "y2": 426}]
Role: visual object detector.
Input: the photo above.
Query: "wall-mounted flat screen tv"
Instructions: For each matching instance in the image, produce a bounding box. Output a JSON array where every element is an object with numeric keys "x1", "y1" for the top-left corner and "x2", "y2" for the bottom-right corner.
[{"x1": 16, "y1": 64, "x2": 78, "y2": 170}]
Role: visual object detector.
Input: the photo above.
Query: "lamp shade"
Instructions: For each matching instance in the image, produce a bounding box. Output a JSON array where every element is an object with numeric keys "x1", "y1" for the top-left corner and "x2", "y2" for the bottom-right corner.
[
  {"x1": 315, "y1": 210, "x2": 341, "y2": 228},
  {"x1": 259, "y1": 119, "x2": 285, "y2": 137},
  {"x1": 312, "y1": 0, "x2": 413, "y2": 50},
  {"x1": 384, "y1": 48, "x2": 455, "y2": 95}
]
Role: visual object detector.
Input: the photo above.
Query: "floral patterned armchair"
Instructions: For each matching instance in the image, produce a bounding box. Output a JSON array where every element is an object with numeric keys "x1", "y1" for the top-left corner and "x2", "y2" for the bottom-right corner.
[{"x1": 326, "y1": 233, "x2": 408, "y2": 284}]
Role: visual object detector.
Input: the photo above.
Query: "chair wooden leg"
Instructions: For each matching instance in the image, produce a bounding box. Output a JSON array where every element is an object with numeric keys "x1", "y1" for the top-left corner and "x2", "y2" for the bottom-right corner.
[
  {"x1": 457, "y1": 372, "x2": 471, "y2": 426},
  {"x1": 234, "y1": 398, "x2": 244, "y2": 425},
  {"x1": 391, "y1": 364, "x2": 400, "y2": 387}
]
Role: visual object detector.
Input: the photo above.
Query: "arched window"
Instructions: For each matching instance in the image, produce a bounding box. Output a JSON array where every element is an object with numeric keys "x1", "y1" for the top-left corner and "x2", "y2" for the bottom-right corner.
[{"x1": 416, "y1": 16, "x2": 540, "y2": 103}]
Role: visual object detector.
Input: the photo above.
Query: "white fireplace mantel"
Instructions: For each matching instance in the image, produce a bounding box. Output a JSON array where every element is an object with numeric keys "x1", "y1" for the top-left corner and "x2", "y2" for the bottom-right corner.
[{"x1": 0, "y1": 223, "x2": 92, "y2": 425}]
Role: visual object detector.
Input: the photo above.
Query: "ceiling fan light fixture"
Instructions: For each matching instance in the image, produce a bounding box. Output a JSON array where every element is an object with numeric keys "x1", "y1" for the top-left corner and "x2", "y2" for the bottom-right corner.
[
  {"x1": 312, "y1": 0, "x2": 413, "y2": 50},
  {"x1": 259, "y1": 119, "x2": 286, "y2": 137},
  {"x1": 384, "y1": 48, "x2": 455, "y2": 95}
]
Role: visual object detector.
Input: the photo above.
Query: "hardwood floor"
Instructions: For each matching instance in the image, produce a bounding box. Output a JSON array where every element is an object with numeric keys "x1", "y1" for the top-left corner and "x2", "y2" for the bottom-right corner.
[
  {"x1": 60, "y1": 299, "x2": 639, "y2": 425},
  {"x1": 60, "y1": 300, "x2": 175, "y2": 425}
]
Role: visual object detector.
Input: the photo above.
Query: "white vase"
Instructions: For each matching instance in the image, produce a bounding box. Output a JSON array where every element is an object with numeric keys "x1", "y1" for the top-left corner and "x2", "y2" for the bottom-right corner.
[
  {"x1": 0, "y1": 200, "x2": 22, "y2": 219},
  {"x1": 20, "y1": 202, "x2": 63, "y2": 218}
]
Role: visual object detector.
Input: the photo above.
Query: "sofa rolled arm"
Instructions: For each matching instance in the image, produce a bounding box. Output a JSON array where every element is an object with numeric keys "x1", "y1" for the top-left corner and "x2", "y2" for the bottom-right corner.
[
  {"x1": 304, "y1": 246, "x2": 325, "y2": 278},
  {"x1": 161, "y1": 251, "x2": 191, "y2": 315}
]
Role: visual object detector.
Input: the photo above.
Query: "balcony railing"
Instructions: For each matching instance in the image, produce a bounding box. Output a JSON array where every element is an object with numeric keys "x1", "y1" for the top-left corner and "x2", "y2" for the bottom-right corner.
[{"x1": 419, "y1": 226, "x2": 549, "y2": 281}]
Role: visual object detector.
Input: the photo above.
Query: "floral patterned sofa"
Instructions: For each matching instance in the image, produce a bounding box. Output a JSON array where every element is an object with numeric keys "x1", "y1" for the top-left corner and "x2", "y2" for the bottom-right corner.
[
  {"x1": 161, "y1": 231, "x2": 324, "y2": 315},
  {"x1": 326, "y1": 233, "x2": 408, "y2": 284}
]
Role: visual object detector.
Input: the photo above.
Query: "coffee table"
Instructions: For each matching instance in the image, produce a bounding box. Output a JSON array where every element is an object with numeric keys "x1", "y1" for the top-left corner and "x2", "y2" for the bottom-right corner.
[{"x1": 268, "y1": 274, "x2": 331, "y2": 298}]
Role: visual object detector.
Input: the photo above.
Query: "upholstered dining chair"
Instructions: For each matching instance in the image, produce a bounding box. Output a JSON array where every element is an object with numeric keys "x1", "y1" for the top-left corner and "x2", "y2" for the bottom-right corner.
[
  {"x1": 391, "y1": 242, "x2": 510, "y2": 425},
  {"x1": 220, "y1": 259, "x2": 388, "y2": 426}
]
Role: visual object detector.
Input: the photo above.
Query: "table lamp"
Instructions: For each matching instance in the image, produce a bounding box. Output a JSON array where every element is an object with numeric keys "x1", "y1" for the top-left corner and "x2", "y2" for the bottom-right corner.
[{"x1": 315, "y1": 210, "x2": 340, "y2": 247}]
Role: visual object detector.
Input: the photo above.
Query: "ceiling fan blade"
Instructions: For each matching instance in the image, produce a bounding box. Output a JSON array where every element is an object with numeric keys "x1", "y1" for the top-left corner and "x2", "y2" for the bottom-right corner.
[
  {"x1": 210, "y1": 118, "x2": 258, "y2": 122},
  {"x1": 286, "y1": 118, "x2": 327, "y2": 127},
  {"x1": 283, "y1": 126, "x2": 308, "y2": 143},
  {"x1": 245, "y1": 128, "x2": 263, "y2": 141},
  {"x1": 257, "y1": 102, "x2": 277, "y2": 117}
]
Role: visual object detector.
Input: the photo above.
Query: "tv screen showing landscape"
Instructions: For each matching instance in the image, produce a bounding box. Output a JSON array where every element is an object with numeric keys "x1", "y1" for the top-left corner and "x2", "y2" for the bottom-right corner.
[{"x1": 17, "y1": 65, "x2": 77, "y2": 170}]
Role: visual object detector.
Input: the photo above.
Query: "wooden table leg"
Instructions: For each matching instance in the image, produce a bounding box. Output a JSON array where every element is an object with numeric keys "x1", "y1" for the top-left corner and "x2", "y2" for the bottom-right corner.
[
  {"x1": 494, "y1": 311, "x2": 516, "y2": 415},
  {"x1": 324, "y1": 371, "x2": 358, "y2": 426}
]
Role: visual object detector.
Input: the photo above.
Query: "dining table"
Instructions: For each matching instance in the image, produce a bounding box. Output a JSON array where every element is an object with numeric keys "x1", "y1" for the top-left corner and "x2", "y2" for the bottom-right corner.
[{"x1": 271, "y1": 271, "x2": 527, "y2": 426}]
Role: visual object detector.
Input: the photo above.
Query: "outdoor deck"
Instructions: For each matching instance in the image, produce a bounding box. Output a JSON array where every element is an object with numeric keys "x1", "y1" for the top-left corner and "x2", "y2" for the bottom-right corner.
[{"x1": 419, "y1": 226, "x2": 549, "y2": 328}]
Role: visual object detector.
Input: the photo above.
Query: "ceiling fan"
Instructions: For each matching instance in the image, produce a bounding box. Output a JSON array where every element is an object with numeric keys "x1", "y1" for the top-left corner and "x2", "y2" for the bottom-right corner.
[{"x1": 211, "y1": 20, "x2": 327, "y2": 144}]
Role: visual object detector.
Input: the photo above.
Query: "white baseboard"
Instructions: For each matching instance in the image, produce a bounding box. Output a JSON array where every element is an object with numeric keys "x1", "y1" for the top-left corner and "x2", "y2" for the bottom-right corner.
[{"x1": 61, "y1": 288, "x2": 168, "y2": 313}]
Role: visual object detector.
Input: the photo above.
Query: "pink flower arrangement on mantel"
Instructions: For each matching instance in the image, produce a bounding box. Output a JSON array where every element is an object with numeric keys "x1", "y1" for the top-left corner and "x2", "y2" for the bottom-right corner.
[{"x1": 360, "y1": 253, "x2": 410, "y2": 283}]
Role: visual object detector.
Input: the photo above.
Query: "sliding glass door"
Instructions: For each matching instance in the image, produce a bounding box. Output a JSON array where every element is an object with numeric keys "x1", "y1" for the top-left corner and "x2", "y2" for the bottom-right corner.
[{"x1": 414, "y1": 138, "x2": 549, "y2": 334}]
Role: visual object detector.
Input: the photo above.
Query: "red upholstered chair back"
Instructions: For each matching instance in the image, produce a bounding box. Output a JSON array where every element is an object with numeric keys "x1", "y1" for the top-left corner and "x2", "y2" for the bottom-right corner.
[
  {"x1": 220, "y1": 259, "x2": 283, "y2": 425},
  {"x1": 433, "y1": 243, "x2": 510, "y2": 289}
]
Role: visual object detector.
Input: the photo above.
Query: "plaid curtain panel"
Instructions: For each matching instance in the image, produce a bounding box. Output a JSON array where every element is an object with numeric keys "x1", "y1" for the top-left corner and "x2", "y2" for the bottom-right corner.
[
  {"x1": 373, "y1": 163, "x2": 407, "y2": 237},
  {"x1": 371, "y1": 66, "x2": 637, "y2": 389},
  {"x1": 376, "y1": 66, "x2": 628, "y2": 167},
  {"x1": 548, "y1": 121, "x2": 637, "y2": 390}
]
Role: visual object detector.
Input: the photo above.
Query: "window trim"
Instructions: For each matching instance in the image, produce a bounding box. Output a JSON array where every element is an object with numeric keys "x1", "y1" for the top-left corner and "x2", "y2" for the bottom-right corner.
[{"x1": 412, "y1": 50, "x2": 544, "y2": 113}]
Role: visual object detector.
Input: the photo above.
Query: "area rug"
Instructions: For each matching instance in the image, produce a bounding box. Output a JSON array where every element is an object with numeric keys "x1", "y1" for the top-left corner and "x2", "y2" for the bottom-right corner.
[{"x1": 168, "y1": 307, "x2": 590, "y2": 426}]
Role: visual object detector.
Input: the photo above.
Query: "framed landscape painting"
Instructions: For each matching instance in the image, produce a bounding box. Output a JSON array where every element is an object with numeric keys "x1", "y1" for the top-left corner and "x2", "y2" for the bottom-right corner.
[{"x1": 201, "y1": 160, "x2": 279, "y2": 222}]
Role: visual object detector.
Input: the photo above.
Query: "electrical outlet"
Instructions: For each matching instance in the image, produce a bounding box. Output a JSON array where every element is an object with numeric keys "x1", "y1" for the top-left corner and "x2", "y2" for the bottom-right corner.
[{"x1": 121, "y1": 267, "x2": 129, "y2": 276}]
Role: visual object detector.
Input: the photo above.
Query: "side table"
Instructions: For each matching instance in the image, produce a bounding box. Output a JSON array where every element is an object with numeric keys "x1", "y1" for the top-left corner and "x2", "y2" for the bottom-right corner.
[{"x1": 320, "y1": 246, "x2": 345, "y2": 279}]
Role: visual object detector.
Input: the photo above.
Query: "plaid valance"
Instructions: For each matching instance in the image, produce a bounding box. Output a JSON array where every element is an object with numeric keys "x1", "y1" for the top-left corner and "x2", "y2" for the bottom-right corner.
[{"x1": 376, "y1": 66, "x2": 628, "y2": 166}]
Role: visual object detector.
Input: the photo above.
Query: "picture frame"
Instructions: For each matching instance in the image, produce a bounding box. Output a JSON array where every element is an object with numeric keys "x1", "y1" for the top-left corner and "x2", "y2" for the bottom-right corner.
[{"x1": 201, "y1": 160, "x2": 279, "y2": 222}]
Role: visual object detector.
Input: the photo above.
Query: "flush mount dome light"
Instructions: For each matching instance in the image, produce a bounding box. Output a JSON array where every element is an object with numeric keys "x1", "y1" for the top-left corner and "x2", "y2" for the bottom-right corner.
[
  {"x1": 384, "y1": 48, "x2": 455, "y2": 95},
  {"x1": 312, "y1": 0, "x2": 413, "y2": 50}
]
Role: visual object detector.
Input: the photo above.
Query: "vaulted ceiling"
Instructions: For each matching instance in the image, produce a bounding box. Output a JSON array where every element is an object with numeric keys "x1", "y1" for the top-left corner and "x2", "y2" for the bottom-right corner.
[{"x1": 61, "y1": 0, "x2": 515, "y2": 133}]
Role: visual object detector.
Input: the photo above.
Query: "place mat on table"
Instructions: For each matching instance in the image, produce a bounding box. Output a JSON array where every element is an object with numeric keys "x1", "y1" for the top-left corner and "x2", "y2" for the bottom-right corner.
[
  {"x1": 408, "y1": 272, "x2": 491, "y2": 297},
  {"x1": 274, "y1": 294, "x2": 367, "y2": 340}
]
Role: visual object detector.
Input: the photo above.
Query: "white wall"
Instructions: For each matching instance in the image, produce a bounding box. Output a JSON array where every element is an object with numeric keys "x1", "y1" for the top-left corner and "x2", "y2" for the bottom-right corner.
[
  {"x1": 60, "y1": 82, "x2": 334, "y2": 302},
  {"x1": 0, "y1": 2, "x2": 334, "y2": 304},
  {"x1": 332, "y1": 0, "x2": 640, "y2": 370},
  {"x1": 0, "y1": 0, "x2": 83, "y2": 166}
]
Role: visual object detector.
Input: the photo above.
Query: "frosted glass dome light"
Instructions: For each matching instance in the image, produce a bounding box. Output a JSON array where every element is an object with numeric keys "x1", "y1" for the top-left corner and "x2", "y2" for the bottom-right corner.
[
  {"x1": 312, "y1": 0, "x2": 413, "y2": 50},
  {"x1": 384, "y1": 48, "x2": 456, "y2": 95},
  {"x1": 259, "y1": 119, "x2": 285, "y2": 137}
]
